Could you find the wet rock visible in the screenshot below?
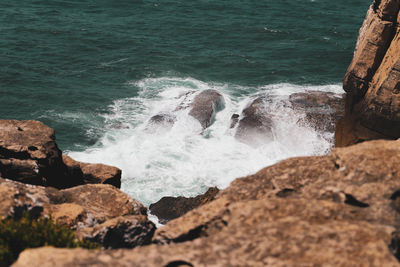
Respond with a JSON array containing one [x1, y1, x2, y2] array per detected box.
[[146, 113, 176, 132], [336, 0, 400, 146], [63, 155, 121, 188], [229, 114, 239, 128], [289, 90, 345, 132], [235, 96, 274, 145], [149, 187, 219, 224], [188, 89, 225, 129]]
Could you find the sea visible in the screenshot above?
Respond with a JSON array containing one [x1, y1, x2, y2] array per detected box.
[[0, 0, 371, 206]]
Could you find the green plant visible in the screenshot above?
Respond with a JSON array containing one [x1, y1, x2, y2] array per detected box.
[[0, 213, 99, 266]]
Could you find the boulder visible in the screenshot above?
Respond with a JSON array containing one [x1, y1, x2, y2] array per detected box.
[[145, 113, 176, 132], [13, 139, 400, 266], [234, 96, 274, 145], [149, 187, 219, 224], [0, 120, 74, 188], [188, 89, 225, 129], [0, 119, 122, 189], [0, 177, 154, 249], [62, 155, 121, 188], [336, 0, 400, 146], [289, 91, 345, 132]]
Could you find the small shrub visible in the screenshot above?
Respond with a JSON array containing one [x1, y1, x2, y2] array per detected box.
[[0, 213, 99, 266]]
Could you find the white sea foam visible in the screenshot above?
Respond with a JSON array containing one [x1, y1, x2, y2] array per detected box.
[[68, 77, 343, 206]]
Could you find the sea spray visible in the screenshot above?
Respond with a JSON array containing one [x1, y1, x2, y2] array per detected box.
[[68, 77, 343, 206]]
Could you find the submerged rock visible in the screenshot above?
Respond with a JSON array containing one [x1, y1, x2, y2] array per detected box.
[[336, 0, 400, 146], [146, 113, 176, 132], [149, 187, 219, 224], [188, 89, 225, 129], [234, 96, 274, 146]]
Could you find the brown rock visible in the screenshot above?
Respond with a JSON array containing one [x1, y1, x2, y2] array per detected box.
[[0, 120, 75, 188], [63, 155, 121, 188], [188, 89, 225, 129], [149, 187, 219, 224], [12, 139, 400, 266], [0, 177, 153, 249], [336, 0, 400, 146], [77, 215, 156, 249]]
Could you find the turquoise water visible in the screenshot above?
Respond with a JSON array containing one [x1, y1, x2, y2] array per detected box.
[[1, 0, 370, 150]]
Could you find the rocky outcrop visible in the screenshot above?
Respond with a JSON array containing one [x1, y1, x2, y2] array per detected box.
[[0, 120, 72, 188], [13, 139, 400, 266], [234, 96, 274, 145], [146, 113, 176, 132], [0, 177, 154, 249], [0, 120, 121, 189], [289, 91, 345, 132], [149, 187, 219, 224], [63, 155, 121, 188], [188, 89, 225, 129], [336, 0, 400, 146]]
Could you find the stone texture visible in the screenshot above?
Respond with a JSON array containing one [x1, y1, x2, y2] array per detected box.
[[336, 0, 400, 146], [0, 119, 122, 189], [289, 91, 345, 132], [13, 139, 400, 266], [188, 89, 225, 129], [149, 187, 219, 224], [0, 120, 73, 188], [234, 96, 274, 145], [63, 155, 121, 188], [0, 177, 154, 249]]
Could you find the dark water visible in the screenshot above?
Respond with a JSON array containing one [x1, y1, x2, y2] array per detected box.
[[1, 0, 370, 150]]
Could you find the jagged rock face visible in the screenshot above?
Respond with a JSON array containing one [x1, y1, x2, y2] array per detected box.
[[0, 120, 122, 189], [0, 120, 72, 188], [0, 178, 154, 249], [336, 0, 400, 146], [149, 187, 219, 224], [63, 155, 121, 188], [13, 139, 400, 266], [188, 89, 225, 129]]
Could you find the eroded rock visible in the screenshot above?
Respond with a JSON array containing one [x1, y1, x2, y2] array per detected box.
[[336, 0, 400, 146]]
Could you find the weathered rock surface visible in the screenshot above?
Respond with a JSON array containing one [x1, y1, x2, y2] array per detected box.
[[0, 120, 72, 188], [188, 89, 225, 129], [234, 96, 274, 145], [336, 0, 400, 146], [0, 177, 154, 249], [63, 155, 121, 188], [13, 139, 400, 266], [0, 119, 121, 189], [149, 187, 219, 224], [289, 91, 345, 132]]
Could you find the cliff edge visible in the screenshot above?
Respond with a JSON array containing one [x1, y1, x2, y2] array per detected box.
[[336, 0, 400, 146]]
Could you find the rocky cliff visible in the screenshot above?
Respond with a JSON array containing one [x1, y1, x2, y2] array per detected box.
[[336, 0, 400, 146]]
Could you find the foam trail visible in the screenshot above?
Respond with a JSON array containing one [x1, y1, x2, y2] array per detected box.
[[68, 77, 342, 206]]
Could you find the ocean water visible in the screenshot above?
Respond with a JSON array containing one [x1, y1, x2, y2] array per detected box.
[[1, 0, 371, 205]]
